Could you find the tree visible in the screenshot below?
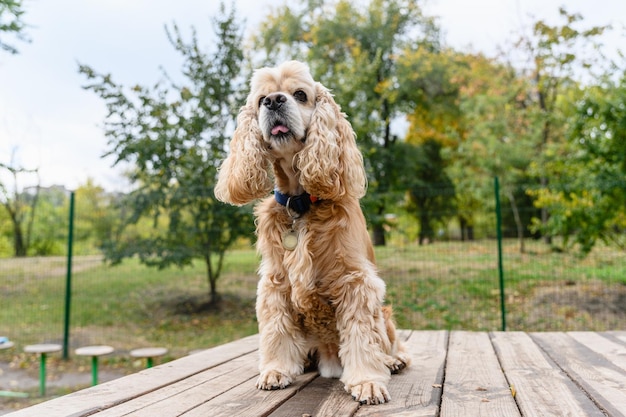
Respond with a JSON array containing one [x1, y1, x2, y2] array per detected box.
[[529, 71, 626, 253], [73, 179, 121, 255], [450, 52, 539, 250], [398, 48, 462, 243], [444, 9, 609, 251], [394, 140, 455, 245], [255, 0, 441, 245], [513, 8, 608, 244], [79, 3, 251, 304], [29, 185, 67, 256], [0, 0, 29, 54], [0, 152, 40, 257]]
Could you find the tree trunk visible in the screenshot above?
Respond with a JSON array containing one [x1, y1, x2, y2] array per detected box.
[[372, 224, 386, 246], [540, 177, 552, 245], [204, 253, 220, 305], [371, 95, 394, 248], [209, 273, 218, 304], [13, 221, 27, 257], [460, 216, 467, 241], [459, 216, 474, 241], [418, 207, 432, 245]]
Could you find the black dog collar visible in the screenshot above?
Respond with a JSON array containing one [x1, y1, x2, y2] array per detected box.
[[274, 189, 318, 216]]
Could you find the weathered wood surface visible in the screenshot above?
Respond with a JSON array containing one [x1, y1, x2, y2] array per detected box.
[[6, 331, 626, 417]]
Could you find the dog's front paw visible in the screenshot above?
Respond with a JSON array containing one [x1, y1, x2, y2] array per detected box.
[[347, 382, 391, 405], [256, 370, 293, 390]]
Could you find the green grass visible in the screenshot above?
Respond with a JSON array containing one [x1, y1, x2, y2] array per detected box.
[[380, 239, 626, 331], [1, 239, 624, 357], [1, 253, 260, 356]]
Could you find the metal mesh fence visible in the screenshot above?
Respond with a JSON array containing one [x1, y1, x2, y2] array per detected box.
[[1, 180, 624, 356]]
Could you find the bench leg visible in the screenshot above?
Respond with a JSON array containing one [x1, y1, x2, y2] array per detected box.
[[91, 356, 99, 386], [0, 390, 29, 398], [39, 353, 47, 396]]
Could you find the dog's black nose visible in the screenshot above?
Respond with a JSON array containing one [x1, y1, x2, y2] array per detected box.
[[263, 93, 286, 111]]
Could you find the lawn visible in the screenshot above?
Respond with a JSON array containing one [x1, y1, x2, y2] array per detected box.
[[1, 239, 624, 356], [379, 239, 626, 331]]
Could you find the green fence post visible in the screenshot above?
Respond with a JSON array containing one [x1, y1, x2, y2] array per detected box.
[[494, 177, 506, 331], [63, 191, 75, 360]]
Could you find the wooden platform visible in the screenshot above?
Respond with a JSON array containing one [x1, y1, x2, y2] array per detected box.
[[6, 331, 626, 416]]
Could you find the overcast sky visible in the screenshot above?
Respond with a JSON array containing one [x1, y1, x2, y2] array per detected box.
[[1, 0, 624, 191]]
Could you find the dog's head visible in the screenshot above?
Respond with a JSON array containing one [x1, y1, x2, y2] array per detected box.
[[215, 61, 366, 206], [251, 61, 316, 151]]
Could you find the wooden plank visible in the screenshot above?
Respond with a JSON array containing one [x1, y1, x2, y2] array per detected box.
[[532, 332, 626, 417], [179, 371, 318, 417], [605, 330, 626, 346], [568, 331, 626, 371], [267, 329, 414, 417], [269, 377, 357, 417], [4, 334, 260, 417], [439, 331, 520, 417], [9, 331, 626, 417], [93, 351, 259, 416], [491, 332, 605, 417], [353, 330, 448, 417]]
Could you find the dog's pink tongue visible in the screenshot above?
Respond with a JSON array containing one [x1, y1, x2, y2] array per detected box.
[[271, 125, 289, 135]]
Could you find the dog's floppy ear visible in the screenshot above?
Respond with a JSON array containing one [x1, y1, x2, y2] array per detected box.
[[214, 104, 272, 205], [297, 83, 366, 200]]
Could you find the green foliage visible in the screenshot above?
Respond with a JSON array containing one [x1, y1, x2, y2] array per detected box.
[[255, 0, 445, 245], [29, 189, 66, 256], [449, 53, 541, 245], [73, 179, 121, 255], [3, 1, 622, 266], [392, 140, 456, 244], [0, 159, 40, 257], [0, 206, 12, 257], [400, 48, 463, 147], [442, 9, 614, 252], [529, 72, 626, 253], [78, 3, 251, 301], [1, 181, 125, 258], [513, 8, 611, 248], [250, 2, 623, 253], [0, 0, 29, 54]]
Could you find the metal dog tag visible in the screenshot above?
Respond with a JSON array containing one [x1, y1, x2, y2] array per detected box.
[[282, 230, 298, 250]]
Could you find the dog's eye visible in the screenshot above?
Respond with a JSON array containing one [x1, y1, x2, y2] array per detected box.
[[293, 90, 307, 103], [258, 96, 266, 107]]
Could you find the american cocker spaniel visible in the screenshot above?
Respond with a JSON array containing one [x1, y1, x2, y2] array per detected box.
[[214, 60, 410, 405]]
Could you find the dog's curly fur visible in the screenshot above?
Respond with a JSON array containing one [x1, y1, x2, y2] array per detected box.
[[215, 61, 410, 405]]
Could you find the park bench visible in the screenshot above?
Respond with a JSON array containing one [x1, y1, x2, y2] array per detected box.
[[5, 330, 626, 416]]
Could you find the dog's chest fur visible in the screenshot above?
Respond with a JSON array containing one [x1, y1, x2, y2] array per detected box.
[[257, 198, 343, 345], [285, 224, 341, 345], [295, 294, 339, 345]]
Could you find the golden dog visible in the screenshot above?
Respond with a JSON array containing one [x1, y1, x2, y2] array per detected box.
[[215, 61, 409, 404]]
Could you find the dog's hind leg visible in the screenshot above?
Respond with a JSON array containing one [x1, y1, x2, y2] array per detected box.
[[382, 306, 411, 374], [334, 269, 394, 405]]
